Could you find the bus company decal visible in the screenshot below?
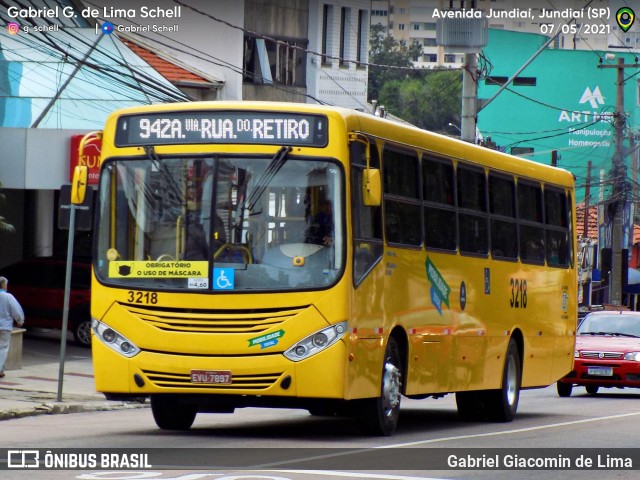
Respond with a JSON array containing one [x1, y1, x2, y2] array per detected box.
[[425, 257, 451, 316], [248, 329, 285, 349]]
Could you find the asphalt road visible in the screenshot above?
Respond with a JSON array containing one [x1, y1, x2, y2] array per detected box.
[[4, 330, 639, 479]]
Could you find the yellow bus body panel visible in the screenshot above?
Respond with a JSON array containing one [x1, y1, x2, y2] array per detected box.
[[92, 101, 577, 405]]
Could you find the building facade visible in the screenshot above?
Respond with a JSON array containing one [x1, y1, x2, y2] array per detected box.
[[371, 0, 640, 69], [0, 0, 372, 268]]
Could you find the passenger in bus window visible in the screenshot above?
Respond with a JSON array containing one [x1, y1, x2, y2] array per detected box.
[[306, 200, 334, 246]]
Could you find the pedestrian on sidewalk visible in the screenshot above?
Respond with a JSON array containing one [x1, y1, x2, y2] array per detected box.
[[0, 276, 24, 378]]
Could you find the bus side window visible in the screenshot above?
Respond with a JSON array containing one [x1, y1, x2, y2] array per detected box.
[[489, 174, 518, 260], [423, 157, 456, 251], [351, 140, 383, 286], [382, 148, 421, 246], [545, 189, 570, 267], [457, 165, 489, 255], [518, 182, 545, 264]]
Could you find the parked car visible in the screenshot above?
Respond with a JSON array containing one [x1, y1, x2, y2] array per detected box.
[[557, 310, 640, 397], [0, 257, 92, 347]]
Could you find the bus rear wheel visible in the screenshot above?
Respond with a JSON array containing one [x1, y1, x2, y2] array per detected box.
[[483, 339, 521, 422], [356, 337, 403, 436], [151, 395, 197, 430]]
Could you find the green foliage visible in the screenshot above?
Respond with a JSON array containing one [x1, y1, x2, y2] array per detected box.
[[379, 70, 462, 132], [0, 182, 15, 234], [368, 24, 422, 102], [368, 24, 463, 133]]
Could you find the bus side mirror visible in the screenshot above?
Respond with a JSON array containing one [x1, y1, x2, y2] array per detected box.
[[71, 165, 88, 205], [363, 168, 381, 206]]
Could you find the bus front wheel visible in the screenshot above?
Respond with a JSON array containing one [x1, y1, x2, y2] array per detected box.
[[356, 337, 403, 436], [151, 395, 197, 430], [557, 381, 573, 397], [482, 338, 521, 422]]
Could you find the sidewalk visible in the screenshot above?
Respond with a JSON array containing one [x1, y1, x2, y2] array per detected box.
[[0, 332, 147, 421]]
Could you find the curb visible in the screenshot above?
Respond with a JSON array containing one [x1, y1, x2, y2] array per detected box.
[[0, 400, 149, 421]]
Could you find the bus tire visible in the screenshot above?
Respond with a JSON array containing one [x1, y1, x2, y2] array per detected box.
[[455, 391, 486, 421], [483, 338, 521, 422], [356, 336, 402, 436], [556, 381, 573, 397], [151, 395, 197, 430]]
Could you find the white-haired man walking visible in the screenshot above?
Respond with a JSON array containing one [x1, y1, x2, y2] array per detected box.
[[0, 276, 24, 378]]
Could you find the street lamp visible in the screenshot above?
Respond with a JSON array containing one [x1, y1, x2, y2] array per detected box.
[[448, 123, 461, 135]]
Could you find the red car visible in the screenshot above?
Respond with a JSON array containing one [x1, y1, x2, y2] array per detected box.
[[0, 257, 92, 347], [557, 310, 640, 396]]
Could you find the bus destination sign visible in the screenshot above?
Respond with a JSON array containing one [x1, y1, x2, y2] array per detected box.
[[115, 111, 328, 147]]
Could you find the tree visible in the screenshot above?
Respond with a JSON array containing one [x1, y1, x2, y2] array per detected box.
[[379, 69, 462, 132], [0, 182, 15, 234], [368, 24, 422, 103]]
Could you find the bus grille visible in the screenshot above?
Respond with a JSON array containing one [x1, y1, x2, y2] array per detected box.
[[120, 304, 307, 334], [142, 369, 282, 390]]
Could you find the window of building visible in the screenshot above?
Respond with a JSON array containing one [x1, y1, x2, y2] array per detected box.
[[485, 76, 508, 86], [513, 77, 537, 86], [425, 38, 437, 46], [357, 9, 367, 65], [322, 4, 334, 65], [340, 7, 351, 67], [444, 54, 456, 63], [398, 24, 406, 30], [243, 36, 307, 87], [414, 24, 420, 30], [511, 147, 534, 156], [425, 54, 437, 62]]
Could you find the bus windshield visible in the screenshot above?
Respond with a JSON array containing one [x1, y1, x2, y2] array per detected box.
[[94, 153, 344, 292]]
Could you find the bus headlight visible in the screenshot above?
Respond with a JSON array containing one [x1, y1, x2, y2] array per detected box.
[[92, 319, 140, 358], [283, 321, 347, 362]]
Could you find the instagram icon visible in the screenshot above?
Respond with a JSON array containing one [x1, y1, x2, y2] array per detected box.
[[6, 22, 20, 35]]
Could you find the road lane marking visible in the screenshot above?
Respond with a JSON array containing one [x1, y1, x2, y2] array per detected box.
[[381, 411, 640, 448], [274, 471, 446, 480], [252, 411, 640, 471]]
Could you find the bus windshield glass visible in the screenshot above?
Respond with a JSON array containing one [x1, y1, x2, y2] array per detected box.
[[95, 154, 344, 292]]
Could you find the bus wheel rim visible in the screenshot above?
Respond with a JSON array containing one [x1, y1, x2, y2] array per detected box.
[[506, 356, 518, 405], [382, 361, 401, 416]]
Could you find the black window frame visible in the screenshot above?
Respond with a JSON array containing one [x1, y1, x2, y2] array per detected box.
[[382, 146, 422, 247]]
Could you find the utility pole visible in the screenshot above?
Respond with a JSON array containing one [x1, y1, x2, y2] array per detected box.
[[597, 57, 637, 304], [584, 160, 592, 239], [461, 52, 478, 143]]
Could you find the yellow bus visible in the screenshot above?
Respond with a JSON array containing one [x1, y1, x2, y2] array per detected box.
[[90, 101, 576, 435]]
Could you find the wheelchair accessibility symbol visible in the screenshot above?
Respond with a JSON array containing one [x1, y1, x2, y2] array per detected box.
[[213, 268, 235, 290]]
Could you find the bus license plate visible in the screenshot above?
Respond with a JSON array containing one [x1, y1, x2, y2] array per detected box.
[[191, 370, 232, 384], [588, 367, 613, 376]]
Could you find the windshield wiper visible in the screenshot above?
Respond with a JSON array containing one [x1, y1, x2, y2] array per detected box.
[[143, 145, 185, 203], [246, 146, 292, 212]]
